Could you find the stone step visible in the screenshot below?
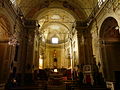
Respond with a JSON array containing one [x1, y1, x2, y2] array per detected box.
[[72, 87, 111, 90]]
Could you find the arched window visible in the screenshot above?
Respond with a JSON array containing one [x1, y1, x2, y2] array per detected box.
[[51, 37, 59, 44], [98, 0, 106, 7]]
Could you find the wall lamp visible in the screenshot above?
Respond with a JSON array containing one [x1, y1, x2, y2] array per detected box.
[[115, 25, 119, 30], [115, 25, 120, 34]]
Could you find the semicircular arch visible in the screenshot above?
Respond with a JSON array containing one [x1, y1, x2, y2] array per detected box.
[[0, 14, 11, 40], [99, 17, 119, 40]]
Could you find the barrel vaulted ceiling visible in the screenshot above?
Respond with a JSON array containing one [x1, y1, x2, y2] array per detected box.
[[17, 0, 98, 19], [15, 0, 98, 44]]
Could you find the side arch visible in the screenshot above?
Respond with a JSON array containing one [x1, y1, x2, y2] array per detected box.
[[99, 17, 120, 81], [0, 14, 12, 83]]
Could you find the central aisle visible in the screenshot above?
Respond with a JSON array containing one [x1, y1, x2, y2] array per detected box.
[[47, 70, 66, 90], [47, 85, 66, 90]]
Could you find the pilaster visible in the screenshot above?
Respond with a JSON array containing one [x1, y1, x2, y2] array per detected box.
[[20, 20, 38, 85], [75, 21, 93, 66]]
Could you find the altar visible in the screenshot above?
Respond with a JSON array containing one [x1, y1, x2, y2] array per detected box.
[[48, 69, 63, 85]]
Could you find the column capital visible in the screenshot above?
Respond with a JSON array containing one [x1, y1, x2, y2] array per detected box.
[[75, 21, 88, 33], [24, 20, 38, 29], [76, 21, 87, 27]]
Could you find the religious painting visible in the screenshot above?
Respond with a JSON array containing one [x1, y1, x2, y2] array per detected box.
[[83, 65, 91, 73]]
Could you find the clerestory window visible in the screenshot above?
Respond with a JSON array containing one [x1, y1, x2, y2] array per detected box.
[[51, 37, 59, 44]]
